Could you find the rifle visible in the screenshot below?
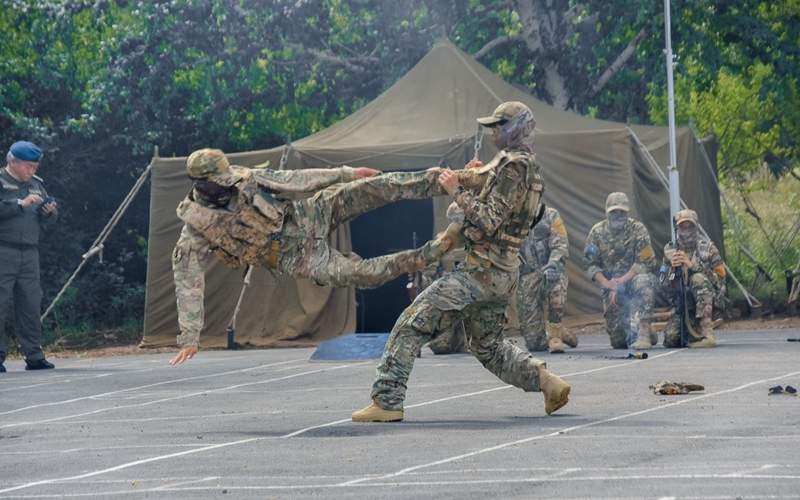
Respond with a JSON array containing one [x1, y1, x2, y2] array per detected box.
[[661, 218, 695, 347], [406, 231, 422, 301]]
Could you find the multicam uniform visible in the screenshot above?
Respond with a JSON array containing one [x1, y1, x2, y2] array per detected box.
[[661, 238, 726, 347], [370, 147, 548, 411], [584, 218, 656, 348], [516, 207, 569, 351], [173, 166, 446, 347]]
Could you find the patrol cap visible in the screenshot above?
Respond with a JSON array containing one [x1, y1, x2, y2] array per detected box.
[[186, 148, 244, 187], [675, 208, 698, 226], [477, 101, 533, 127], [605, 192, 630, 213], [9, 141, 43, 162]]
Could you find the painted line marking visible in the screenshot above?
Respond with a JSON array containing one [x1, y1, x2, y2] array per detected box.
[[0, 362, 365, 430], [0, 358, 306, 417], [338, 368, 800, 486]]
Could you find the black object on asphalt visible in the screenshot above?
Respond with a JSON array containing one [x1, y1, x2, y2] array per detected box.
[[25, 359, 55, 370]]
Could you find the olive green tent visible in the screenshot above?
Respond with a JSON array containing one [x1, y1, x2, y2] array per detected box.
[[141, 40, 721, 348]]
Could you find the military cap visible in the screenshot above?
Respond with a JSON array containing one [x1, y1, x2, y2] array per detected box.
[[186, 148, 244, 187], [9, 141, 43, 162], [605, 192, 630, 213], [477, 101, 534, 127], [675, 209, 698, 226]]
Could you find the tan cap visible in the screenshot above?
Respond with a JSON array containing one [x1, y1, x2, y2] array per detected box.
[[675, 208, 698, 225], [477, 101, 533, 127], [605, 192, 630, 213], [186, 148, 244, 187]]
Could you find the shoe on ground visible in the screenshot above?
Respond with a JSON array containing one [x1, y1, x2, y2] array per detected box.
[[631, 336, 653, 350], [688, 335, 716, 348], [547, 337, 566, 354], [25, 359, 55, 370], [352, 401, 404, 422], [549, 322, 577, 348], [538, 367, 570, 415]]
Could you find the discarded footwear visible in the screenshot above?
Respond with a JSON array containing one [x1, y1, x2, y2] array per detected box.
[[768, 385, 798, 396], [548, 337, 566, 354], [538, 367, 570, 415], [25, 359, 55, 370], [786, 385, 798, 395], [650, 380, 704, 395], [351, 401, 404, 422]]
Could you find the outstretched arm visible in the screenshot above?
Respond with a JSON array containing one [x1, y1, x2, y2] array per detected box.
[[170, 225, 211, 365]]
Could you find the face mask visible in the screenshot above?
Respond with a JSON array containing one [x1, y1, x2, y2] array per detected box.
[[677, 227, 698, 248], [607, 212, 627, 231], [193, 179, 233, 207]]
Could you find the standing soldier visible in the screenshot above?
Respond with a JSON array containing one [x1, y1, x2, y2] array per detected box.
[[661, 209, 726, 348], [584, 192, 657, 350], [353, 102, 571, 423], [170, 149, 459, 365], [517, 206, 577, 353], [0, 141, 58, 372]]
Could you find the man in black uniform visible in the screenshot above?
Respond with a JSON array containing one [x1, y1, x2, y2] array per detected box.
[[0, 141, 58, 372]]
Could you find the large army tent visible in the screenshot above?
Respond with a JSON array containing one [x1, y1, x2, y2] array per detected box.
[[141, 39, 721, 348]]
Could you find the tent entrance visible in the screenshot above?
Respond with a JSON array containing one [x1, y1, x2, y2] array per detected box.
[[350, 198, 433, 332]]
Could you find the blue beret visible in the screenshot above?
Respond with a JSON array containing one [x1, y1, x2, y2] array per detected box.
[[9, 141, 43, 162]]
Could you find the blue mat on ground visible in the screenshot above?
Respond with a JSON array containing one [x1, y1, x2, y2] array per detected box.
[[310, 333, 390, 361]]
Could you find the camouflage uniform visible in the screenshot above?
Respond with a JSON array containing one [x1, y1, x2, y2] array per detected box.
[[422, 202, 468, 355], [516, 207, 569, 352], [371, 141, 548, 410], [584, 213, 656, 349], [661, 210, 726, 347], [173, 150, 448, 347]]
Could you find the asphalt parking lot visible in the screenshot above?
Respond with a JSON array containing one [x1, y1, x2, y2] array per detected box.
[[1, 328, 799, 499]]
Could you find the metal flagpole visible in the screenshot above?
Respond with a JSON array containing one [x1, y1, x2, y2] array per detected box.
[[664, 0, 680, 238]]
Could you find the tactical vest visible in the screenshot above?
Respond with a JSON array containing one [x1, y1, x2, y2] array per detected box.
[[176, 181, 286, 268], [463, 150, 544, 272]]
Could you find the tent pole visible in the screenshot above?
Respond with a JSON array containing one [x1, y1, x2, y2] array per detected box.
[[664, 0, 680, 243], [628, 129, 762, 309], [226, 265, 253, 350]]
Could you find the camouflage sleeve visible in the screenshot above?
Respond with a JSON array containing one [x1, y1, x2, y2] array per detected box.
[[584, 226, 604, 280], [172, 225, 212, 348], [453, 162, 525, 236], [251, 166, 356, 193], [707, 241, 726, 283], [631, 221, 656, 274], [547, 211, 569, 267]]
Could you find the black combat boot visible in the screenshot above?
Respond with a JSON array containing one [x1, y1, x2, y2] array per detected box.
[[25, 359, 55, 370]]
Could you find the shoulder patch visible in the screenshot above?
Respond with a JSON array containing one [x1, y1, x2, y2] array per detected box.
[[551, 216, 567, 237]]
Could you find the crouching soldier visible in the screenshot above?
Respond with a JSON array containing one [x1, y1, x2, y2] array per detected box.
[[661, 209, 726, 348], [585, 192, 658, 350], [516, 206, 577, 353]]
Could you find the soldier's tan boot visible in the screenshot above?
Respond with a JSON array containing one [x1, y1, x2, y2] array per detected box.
[[688, 318, 716, 348], [631, 321, 653, 350], [418, 223, 462, 265], [538, 367, 570, 415], [351, 401, 404, 422], [549, 321, 578, 348], [548, 336, 566, 354]]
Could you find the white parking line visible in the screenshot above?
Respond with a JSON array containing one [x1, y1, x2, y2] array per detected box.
[[0, 362, 364, 430], [337, 368, 800, 486], [0, 349, 681, 495], [0, 358, 305, 417]]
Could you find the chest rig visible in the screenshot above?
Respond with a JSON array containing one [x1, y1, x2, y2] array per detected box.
[[463, 150, 544, 271], [176, 179, 286, 268]]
